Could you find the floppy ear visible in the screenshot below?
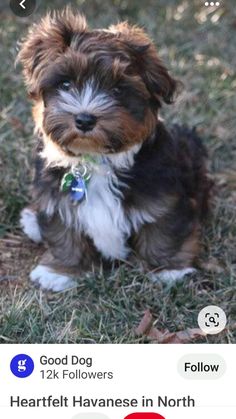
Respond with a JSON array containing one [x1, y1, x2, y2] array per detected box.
[[17, 7, 87, 97], [109, 22, 179, 105]]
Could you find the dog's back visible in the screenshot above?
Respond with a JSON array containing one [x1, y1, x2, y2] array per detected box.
[[170, 124, 212, 219]]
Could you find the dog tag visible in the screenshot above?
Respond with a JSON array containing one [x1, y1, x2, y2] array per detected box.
[[60, 173, 75, 192], [70, 176, 86, 202]]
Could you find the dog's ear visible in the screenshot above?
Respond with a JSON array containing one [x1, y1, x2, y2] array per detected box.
[[17, 7, 87, 97], [109, 22, 179, 105]]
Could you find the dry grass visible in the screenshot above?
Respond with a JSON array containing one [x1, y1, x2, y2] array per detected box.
[[0, 0, 236, 343]]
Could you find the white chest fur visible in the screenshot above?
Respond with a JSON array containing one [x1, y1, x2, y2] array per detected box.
[[78, 169, 130, 259], [45, 143, 154, 261]]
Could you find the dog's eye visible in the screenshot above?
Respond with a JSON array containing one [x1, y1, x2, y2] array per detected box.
[[60, 81, 72, 91], [112, 87, 122, 97]]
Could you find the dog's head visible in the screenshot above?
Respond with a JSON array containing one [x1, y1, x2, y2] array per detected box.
[[18, 7, 178, 158]]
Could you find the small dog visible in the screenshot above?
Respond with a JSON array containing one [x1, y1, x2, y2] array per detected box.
[[18, 8, 210, 291]]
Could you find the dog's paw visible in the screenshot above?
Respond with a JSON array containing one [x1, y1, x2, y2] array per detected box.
[[151, 267, 196, 284], [20, 208, 42, 243], [30, 265, 76, 291]]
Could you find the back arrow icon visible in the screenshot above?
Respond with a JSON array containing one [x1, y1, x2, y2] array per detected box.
[[20, 0, 26, 9], [10, 0, 36, 16]]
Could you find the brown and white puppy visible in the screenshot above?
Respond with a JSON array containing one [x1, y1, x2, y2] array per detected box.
[[18, 8, 210, 291]]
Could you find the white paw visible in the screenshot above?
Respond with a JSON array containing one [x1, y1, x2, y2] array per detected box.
[[30, 265, 76, 291], [151, 267, 196, 284], [20, 208, 42, 243]]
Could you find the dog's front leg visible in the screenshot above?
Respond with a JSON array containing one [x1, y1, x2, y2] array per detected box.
[[20, 207, 43, 243], [29, 212, 101, 292], [30, 253, 77, 292]]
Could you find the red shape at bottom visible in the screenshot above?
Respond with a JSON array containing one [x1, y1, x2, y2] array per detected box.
[[124, 413, 165, 419]]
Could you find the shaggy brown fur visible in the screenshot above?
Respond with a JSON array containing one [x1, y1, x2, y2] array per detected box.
[[18, 7, 211, 289]]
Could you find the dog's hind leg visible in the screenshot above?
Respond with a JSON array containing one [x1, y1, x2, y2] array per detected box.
[[132, 207, 200, 285], [149, 267, 196, 285]]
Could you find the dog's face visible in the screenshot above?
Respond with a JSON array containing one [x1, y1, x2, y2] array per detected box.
[[18, 8, 178, 157]]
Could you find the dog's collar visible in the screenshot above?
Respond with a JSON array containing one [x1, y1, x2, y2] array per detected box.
[[59, 144, 141, 202], [60, 155, 109, 202], [60, 155, 95, 202]]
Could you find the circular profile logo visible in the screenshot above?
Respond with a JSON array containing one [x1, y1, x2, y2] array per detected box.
[[10, 354, 34, 378]]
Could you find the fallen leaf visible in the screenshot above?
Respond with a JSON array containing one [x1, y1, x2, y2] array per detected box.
[[200, 257, 225, 274], [135, 310, 206, 343], [8, 117, 25, 131], [214, 170, 236, 188], [157, 328, 206, 344], [135, 309, 153, 335], [214, 126, 229, 140]]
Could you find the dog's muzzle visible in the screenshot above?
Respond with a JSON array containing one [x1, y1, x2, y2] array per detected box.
[[75, 113, 97, 132]]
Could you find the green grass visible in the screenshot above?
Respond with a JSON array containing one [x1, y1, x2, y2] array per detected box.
[[0, 0, 236, 343]]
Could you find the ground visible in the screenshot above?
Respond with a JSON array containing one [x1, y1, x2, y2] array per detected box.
[[0, 0, 236, 343]]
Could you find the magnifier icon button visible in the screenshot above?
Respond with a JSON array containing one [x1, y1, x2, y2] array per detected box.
[[198, 306, 227, 334]]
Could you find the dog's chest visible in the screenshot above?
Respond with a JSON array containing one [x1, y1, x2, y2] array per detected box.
[[77, 171, 130, 260]]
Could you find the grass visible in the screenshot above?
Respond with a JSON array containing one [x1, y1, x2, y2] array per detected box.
[[0, 0, 236, 343]]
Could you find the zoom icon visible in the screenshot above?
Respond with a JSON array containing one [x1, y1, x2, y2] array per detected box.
[[205, 312, 220, 328], [10, 354, 34, 378], [198, 306, 227, 335]]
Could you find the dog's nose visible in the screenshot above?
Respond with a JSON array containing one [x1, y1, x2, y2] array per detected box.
[[75, 113, 97, 132]]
